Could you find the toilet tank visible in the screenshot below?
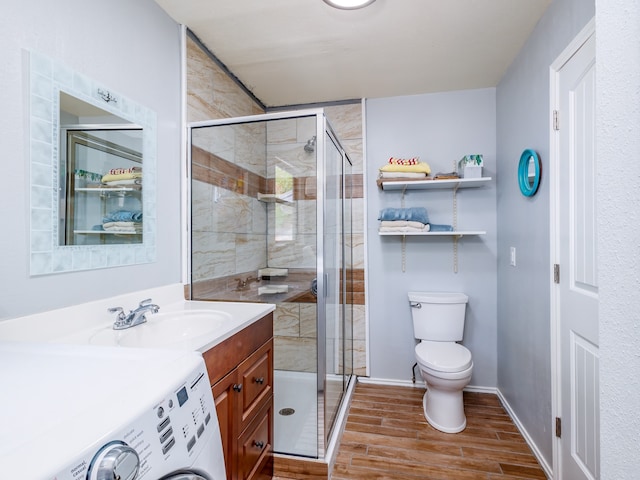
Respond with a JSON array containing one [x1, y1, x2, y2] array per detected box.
[[408, 292, 469, 341]]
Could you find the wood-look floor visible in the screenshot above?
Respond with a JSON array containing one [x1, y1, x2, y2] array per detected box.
[[330, 382, 547, 480]]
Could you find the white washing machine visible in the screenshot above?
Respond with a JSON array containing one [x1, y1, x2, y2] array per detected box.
[[0, 342, 226, 480]]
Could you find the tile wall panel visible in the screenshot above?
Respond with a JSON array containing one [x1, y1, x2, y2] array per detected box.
[[187, 38, 367, 375]]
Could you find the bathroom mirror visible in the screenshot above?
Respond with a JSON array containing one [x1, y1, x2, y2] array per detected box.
[[518, 149, 541, 197], [29, 51, 157, 275]]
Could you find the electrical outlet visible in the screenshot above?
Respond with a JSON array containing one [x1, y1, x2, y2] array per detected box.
[[510, 247, 517, 267]]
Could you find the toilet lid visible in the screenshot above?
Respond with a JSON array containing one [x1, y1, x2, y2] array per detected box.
[[415, 342, 472, 373]]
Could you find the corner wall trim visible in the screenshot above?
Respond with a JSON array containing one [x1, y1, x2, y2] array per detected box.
[[496, 389, 553, 479], [186, 29, 266, 111]]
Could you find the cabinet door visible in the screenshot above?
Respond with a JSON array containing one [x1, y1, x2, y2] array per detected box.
[[237, 339, 273, 431], [213, 370, 238, 480], [237, 402, 273, 480]]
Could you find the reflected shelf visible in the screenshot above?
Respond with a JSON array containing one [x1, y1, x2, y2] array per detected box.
[[257, 192, 294, 205], [74, 230, 142, 235]]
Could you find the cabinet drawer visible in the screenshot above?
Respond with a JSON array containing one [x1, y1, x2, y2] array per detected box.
[[203, 313, 273, 386], [238, 402, 272, 480], [238, 340, 273, 430]]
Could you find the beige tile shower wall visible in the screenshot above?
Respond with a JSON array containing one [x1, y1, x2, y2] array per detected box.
[[187, 36, 268, 283], [274, 302, 318, 372], [187, 37, 263, 122], [187, 36, 367, 375]]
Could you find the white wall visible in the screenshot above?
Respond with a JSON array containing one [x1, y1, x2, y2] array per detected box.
[[0, 0, 182, 319], [365, 88, 497, 387], [495, 0, 594, 468], [596, 0, 640, 477]]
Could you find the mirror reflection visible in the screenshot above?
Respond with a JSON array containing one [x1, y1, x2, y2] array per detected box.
[[28, 50, 157, 276], [527, 156, 536, 187], [60, 93, 143, 246]]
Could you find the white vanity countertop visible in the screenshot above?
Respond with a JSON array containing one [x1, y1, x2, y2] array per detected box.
[[0, 283, 275, 353]]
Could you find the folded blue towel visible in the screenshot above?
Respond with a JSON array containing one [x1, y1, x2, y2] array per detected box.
[[103, 210, 143, 223], [429, 224, 454, 232], [378, 207, 429, 224]]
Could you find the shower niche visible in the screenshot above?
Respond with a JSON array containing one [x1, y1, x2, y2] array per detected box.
[[188, 109, 354, 464]]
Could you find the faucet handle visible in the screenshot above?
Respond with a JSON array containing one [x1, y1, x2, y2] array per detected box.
[[138, 298, 153, 307], [108, 306, 125, 318]]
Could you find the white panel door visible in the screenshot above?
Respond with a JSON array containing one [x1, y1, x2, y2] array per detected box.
[[557, 32, 599, 480]]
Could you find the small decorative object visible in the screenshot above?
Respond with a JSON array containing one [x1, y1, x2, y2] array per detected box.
[[518, 149, 541, 197], [458, 154, 483, 178]]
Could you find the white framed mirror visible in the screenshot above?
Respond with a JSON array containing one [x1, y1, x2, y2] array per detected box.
[[28, 51, 157, 275]]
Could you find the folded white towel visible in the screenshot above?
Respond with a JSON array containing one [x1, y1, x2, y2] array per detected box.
[[380, 220, 428, 229], [103, 221, 138, 229], [379, 223, 431, 233], [379, 172, 427, 179]]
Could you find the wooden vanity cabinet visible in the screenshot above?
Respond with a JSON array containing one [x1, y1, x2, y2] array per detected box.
[[203, 313, 274, 480]]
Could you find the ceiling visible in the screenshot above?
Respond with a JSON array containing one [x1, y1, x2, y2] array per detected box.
[[153, 0, 552, 108]]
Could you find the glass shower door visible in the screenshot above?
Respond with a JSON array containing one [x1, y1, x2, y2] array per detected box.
[[321, 126, 353, 452]]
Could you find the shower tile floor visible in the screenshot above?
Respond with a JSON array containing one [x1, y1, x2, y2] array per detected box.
[[274, 370, 318, 458]]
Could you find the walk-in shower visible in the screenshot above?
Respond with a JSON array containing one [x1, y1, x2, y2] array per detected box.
[[187, 110, 355, 462]]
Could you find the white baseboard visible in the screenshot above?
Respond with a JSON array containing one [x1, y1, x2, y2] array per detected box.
[[356, 377, 552, 479], [357, 376, 496, 395], [496, 390, 553, 479], [357, 376, 425, 388]]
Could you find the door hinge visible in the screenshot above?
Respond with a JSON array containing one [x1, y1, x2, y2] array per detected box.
[[554, 264, 560, 284], [553, 110, 560, 131], [555, 417, 562, 438]]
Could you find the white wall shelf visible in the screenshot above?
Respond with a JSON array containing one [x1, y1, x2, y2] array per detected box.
[[377, 175, 491, 272], [378, 176, 491, 191], [378, 230, 486, 237]]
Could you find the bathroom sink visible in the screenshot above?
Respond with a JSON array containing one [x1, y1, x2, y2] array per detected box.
[[89, 310, 232, 348]]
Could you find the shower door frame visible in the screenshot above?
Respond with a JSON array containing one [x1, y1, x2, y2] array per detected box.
[[186, 108, 354, 459]]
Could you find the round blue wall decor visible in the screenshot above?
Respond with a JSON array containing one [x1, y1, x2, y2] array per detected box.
[[518, 149, 541, 197]]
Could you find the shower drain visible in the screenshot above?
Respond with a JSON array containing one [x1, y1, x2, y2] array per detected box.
[[279, 407, 295, 416]]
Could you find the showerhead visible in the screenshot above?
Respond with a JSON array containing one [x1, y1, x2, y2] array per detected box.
[[304, 135, 316, 153]]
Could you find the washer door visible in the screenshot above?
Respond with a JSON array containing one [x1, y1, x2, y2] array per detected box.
[[160, 472, 209, 480]]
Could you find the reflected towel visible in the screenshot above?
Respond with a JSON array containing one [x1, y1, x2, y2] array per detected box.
[[101, 172, 142, 183], [103, 210, 143, 223]]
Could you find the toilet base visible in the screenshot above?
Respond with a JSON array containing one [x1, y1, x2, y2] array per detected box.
[[422, 387, 467, 434]]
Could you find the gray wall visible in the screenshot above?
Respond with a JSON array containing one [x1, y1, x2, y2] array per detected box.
[[366, 88, 498, 388], [0, 0, 182, 319], [597, 0, 640, 477], [495, 0, 594, 467]]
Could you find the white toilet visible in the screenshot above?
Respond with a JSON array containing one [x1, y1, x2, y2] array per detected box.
[[409, 291, 473, 433]]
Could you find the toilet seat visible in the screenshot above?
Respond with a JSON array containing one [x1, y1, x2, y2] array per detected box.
[[415, 341, 472, 373]]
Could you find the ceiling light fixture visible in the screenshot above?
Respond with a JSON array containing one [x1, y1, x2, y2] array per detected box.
[[323, 0, 376, 10]]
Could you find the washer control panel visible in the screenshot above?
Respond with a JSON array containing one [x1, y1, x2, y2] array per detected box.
[[53, 366, 216, 480]]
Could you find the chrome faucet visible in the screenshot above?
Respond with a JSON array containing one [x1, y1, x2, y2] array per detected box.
[[109, 298, 160, 330]]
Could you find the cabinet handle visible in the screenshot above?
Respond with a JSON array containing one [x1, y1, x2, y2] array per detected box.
[[232, 384, 242, 392], [254, 377, 265, 385], [253, 440, 264, 449]]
